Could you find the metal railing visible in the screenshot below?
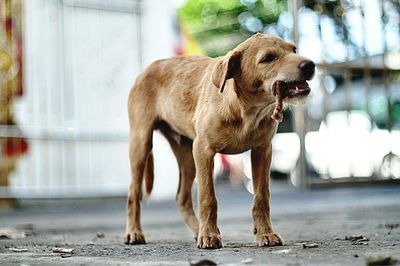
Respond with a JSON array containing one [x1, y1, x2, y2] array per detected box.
[[291, 0, 400, 187]]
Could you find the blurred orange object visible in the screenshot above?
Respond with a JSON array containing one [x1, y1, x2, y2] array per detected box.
[[0, 0, 27, 202]]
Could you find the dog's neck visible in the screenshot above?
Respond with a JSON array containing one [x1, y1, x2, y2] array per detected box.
[[219, 79, 278, 130]]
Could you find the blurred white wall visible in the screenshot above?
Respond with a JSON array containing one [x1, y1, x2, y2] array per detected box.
[[12, 0, 179, 199]]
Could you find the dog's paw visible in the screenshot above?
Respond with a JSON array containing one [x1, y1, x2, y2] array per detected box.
[[255, 232, 283, 247], [124, 229, 145, 245], [197, 233, 222, 249]]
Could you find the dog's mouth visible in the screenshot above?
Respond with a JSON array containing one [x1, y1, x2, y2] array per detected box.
[[273, 80, 311, 98]]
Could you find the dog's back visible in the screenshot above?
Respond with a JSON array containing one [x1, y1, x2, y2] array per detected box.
[[128, 55, 215, 139]]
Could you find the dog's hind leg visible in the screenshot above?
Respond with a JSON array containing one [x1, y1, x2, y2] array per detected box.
[[125, 110, 154, 245], [174, 139, 199, 239], [159, 124, 199, 239]]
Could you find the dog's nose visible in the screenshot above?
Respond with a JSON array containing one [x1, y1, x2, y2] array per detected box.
[[299, 60, 315, 80]]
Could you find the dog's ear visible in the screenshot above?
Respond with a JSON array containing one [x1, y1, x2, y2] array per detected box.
[[212, 50, 241, 93]]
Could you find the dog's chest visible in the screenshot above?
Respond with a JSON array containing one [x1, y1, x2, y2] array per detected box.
[[215, 117, 276, 154]]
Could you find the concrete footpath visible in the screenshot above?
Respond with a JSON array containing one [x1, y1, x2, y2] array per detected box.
[[1, 182, 400, 265]]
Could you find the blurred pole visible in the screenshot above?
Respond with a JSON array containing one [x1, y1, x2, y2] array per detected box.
[[288, 0, 308, 188], [361, 0, 372, 124], [380, 0, 392, 133], [136, 0, 143, 71], [317, 1, 329, 178]]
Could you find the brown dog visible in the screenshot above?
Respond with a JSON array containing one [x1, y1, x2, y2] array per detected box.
[[125, 33, 315, 249]]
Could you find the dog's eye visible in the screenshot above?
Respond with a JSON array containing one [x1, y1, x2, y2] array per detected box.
[[261, 54, 278, 63], [293, 47, 297, 53]]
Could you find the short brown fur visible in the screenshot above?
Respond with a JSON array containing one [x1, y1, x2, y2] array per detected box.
[[125, 33, 314, 249]]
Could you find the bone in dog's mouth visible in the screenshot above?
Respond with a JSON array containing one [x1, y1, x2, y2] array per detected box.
[[273, 80, 311, 99]]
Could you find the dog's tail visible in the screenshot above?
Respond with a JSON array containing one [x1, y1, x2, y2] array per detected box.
[[144, 151, 154, 197]]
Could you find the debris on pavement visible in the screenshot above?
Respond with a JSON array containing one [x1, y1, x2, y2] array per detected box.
[[302, 243, 318, 248], [344, 235, 369, 245], [189, 259, 217, 266], [0, 224, 35, 240], [52, 247, 75, 254], [9, 247, 28, 252], [351, 241, 368, 246], [345, 235, 368, 241], [1, 186, 400, 265], [0, 227, 26, 239], [241, 258, 254, 264], [385, 223, 399, 230], [366, 256, 398, 266], [272, 249, 291, 254], [96, 232, 105, 238]]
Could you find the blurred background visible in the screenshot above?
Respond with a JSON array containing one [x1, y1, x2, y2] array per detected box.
[[0, 0, 399, 206]]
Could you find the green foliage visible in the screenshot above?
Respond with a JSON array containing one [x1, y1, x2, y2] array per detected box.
[[178, 0, 286, 56]]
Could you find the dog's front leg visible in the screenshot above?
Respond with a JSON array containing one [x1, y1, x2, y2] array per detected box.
[[251, 144, 283, 246], [193, 139, 222, 249]]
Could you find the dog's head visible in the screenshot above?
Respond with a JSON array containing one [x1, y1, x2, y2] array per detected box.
[[212, 33, 315, 105]]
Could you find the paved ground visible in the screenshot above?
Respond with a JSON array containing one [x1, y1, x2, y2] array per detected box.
[[1, 182, 400, 265]]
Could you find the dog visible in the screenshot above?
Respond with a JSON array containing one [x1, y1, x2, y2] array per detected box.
[[125, 33, 315, 249]]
